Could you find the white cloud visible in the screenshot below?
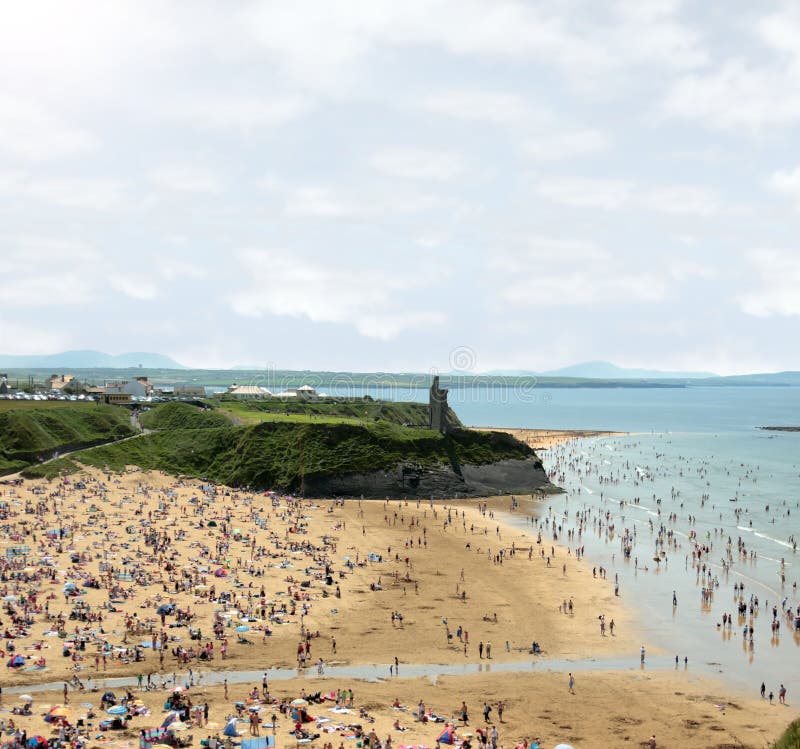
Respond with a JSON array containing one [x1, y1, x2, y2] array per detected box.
[[0, 93, 97, 161], [490, 237, 607, 271], [503, 271, 667, 307], [522, 129, 607, 161], [149, 165, 222, 193], [642, 185, 719, 215], [534, 178, 720, 214], [424, 90, 530, 124], [370, 148, 465, 181], [166, 93, 311, 130], [769, 166, 800, 209], [739, 249, 800, 317], [535, 177, 632, 209], [0, 274, 93, 307], [0, 172, 124, 210], [663, 60, 800, 130], [110, 276, 159, 301], [0, 235, 98, 271], [284, 187, 357, 217], [230, 249, 444, 339]]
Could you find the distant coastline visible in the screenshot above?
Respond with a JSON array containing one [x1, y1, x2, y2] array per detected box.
[[759, 425, 800, 432]]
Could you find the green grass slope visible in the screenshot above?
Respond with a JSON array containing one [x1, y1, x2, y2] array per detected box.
[[216, 398, 461, 427], [139, 402, 232, 430], [23, 421, 532, 491], [773, 718, 800, 749], [0, 403, 135, 469]]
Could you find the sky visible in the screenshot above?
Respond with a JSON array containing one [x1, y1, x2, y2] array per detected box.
[[1, 1, 800, 374]]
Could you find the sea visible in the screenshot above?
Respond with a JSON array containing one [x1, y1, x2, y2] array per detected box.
[[328, 384, 800, 697]]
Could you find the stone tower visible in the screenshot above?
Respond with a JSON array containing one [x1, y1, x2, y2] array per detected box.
[[429, 375, 449, 434]]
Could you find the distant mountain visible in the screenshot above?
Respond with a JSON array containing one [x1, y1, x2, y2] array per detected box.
[[540, 361, 718, 379], [486, 361, 717, 379], [0, 350, 186, 369]]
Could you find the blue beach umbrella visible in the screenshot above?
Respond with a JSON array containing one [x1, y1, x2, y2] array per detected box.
[[107, 705, 128, 715], [235, 625, 249, 633]]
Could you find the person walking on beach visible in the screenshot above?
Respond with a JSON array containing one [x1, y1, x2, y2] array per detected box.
[[568, 673, 575, 694], [640, 645, 646, 664], [761, 682, 766, 698], [479, 641, 484, 659], [780, 684, 787, 704]]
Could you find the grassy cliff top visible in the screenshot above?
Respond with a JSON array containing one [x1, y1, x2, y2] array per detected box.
[[24, 402, 532, 491], [0, 402, 134, 473], [214, 397, 461, 428]]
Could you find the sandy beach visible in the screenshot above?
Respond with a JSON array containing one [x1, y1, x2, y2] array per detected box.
[[0, 459, 795, 748], [468, 430, 626, 452]]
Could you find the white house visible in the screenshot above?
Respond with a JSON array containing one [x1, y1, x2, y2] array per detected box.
[[228, 384, 272, 399], [274, 385, 319, 401]]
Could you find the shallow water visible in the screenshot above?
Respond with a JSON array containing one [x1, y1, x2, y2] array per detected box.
[[515, 427, 800, 700]]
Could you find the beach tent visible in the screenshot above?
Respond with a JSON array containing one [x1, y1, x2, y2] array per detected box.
[[223, 718, 241, 737], [157, 604, 175, 615], [214, 568, 229, 577], [437, 726, 455, 745]]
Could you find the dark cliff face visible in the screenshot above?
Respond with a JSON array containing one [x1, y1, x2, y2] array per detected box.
[[299, 456, 553, 499]]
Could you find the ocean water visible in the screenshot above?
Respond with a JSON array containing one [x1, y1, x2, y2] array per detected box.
[[335, 384, 800, 696]]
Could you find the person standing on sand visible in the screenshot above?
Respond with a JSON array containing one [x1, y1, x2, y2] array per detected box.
[[640, 645, 646, 664], [780, 684, 787, 704], [568, 673, 575, 694], [761, 682, 766, 698], [479, 641, 484, 659]]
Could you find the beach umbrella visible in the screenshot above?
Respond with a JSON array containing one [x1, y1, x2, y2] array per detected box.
[[235, 625, 249, 633], [290, 699, 308, 707], [19, 694, 33, 701], [107, 705, 128, 715], [157, 604, 174, 615], [223, 718, 240, 738], [553, 745, 574, 749], [50, 706, 72, 717], [162, 711, 182, 727]]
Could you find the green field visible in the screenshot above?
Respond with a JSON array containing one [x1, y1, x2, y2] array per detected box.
[[0, 402, 135, 474], [140, 401, 233, 430], [214, 397, 459, 428], [23, 401, 531, 490]]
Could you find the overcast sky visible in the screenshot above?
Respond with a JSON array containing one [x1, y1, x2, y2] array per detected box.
[[1, 1, 799, 374]]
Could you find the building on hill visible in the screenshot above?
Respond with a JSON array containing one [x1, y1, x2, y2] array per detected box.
[[0, 374, 8, 394], [105, 376, 152, 399], [228, 384, 272, 399], [275, 385, 319, 401], [46, 374, 75, 390]]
